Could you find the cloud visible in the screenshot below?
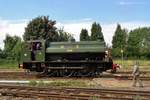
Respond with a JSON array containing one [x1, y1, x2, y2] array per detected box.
[[118, 1, 147, 5], [0, 19, 27, 49], [56, 21, 92, 41], [0, 18, 150, 49], [119, 21, 150, 30], [56, 21, 150, 46], [56, 22, 117, 45]]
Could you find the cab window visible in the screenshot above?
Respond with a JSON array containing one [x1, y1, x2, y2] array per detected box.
[[31, 42, 42, 51], [36, 42, 42, 50]]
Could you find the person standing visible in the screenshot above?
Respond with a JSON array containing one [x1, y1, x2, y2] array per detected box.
[[132, 61, 143, 87]]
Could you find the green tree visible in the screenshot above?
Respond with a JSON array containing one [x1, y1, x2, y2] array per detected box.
[[0, 49, 6, 59], [57, 29, 75, 41], [142, 31, 150, 58], [91, 22, 104, 41], [80, 29, 89, 41], [3, 34, 21, 60], [12, 38, 22, 62], [127, 27, 150, 59], [24, 16, 74, 42], [112, 24, 127, 57], [24, 16, 58, 41], [0, 49, 2, 57]]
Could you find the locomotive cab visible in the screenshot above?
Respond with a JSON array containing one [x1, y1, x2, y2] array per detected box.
[[19, 40, 45, 71], [30, 41, 44, 61]]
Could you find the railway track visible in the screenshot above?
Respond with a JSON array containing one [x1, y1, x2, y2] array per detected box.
[[114, 71, 150, 80], [0, 71, 150, 81], [116, 71, 150, 74], [0, 72, 37, 79], [114, 75, 150, 80], [0, 85, 150, 100]]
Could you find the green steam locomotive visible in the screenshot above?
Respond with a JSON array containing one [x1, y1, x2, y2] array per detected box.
[[19, 39, 113, 77]]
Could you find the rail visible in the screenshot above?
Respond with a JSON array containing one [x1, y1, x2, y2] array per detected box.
[[0, 85, 149, 100]]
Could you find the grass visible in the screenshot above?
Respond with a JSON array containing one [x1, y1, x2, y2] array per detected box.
[[114, 60, 150, 66], [0, 59, 18, 69], [29, 80, 37, 86], [90, 96, 100, 100], [114, 60, 150, 71], [133, 95, 142, 100], [28, 80, 88, 87], [47, 80, 87, 87]]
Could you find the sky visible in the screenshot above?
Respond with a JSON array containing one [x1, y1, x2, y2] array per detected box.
[[0, 0, 150, 48]]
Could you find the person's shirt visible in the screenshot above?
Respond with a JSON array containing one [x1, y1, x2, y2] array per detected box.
[[132, 65, 140, 76]]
